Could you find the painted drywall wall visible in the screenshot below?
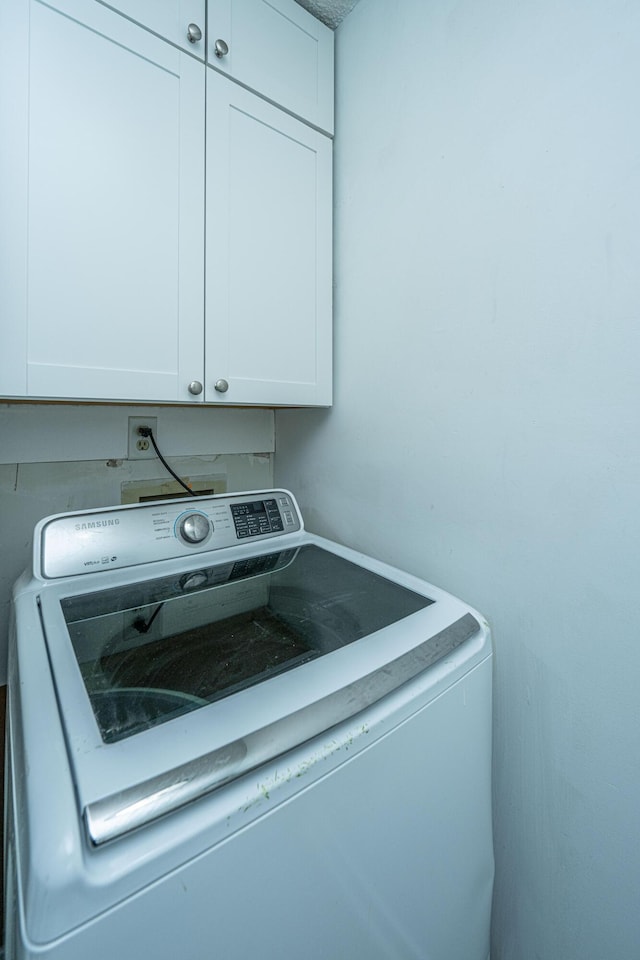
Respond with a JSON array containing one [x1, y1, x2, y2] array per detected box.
[[0, 403, 274, 684], [275, 0, 640, 957]]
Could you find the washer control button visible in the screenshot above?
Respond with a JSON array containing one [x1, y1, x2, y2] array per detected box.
[[179, 512, 211, 544]]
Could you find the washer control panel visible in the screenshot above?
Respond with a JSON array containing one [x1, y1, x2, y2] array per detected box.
[[38, 490, 302, 579], [230, 497, 284, 538]]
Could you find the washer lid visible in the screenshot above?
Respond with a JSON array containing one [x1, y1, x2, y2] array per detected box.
[[61, 543, 434, 744], [39, 537, 486, 844]]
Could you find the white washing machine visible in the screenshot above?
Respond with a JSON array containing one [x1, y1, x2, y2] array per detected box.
[[5, 489, 493, 960]]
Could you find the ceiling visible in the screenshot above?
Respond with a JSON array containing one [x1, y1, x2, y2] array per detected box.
[[294, 0, 361, 29]]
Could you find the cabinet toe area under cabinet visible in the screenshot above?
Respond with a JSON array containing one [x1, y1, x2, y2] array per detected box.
[[0, 0, 333, 407]]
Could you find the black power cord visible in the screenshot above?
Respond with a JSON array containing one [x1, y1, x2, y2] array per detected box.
[[133, 602, 165, 634], [138, 426, 196, 498]]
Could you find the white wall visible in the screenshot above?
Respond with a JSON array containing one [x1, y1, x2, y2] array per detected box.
[[0, 403, 274, 684], [275, 0, 640, 956]]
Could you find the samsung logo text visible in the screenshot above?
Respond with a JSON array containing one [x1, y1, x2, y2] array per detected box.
[[75, 519, 121, 531]]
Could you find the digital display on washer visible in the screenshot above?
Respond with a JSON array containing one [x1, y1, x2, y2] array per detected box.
[[230, 498, 284, 538], [61, 545, 434, 744]]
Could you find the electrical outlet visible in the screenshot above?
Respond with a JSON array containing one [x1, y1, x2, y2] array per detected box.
[[128, 416, 158, 460]]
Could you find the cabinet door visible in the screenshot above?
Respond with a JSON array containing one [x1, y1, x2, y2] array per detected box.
[[205, 69, 332, 407], [96, 0, 206, 57], [207, 0, 334, 134], [0, 0, 205, 403]]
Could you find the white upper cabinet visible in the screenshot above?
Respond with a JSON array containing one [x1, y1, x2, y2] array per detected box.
[[207, 0, 334, 134], [0, 0, 333, 407], [98, 0, 334, 131], [0, 0, 205, 403], [205, 70, 332, 405], [95, 0, 207, 56]]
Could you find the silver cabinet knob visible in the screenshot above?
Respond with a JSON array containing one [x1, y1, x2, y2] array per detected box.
[[188, 380, 203, 395], [214, 378, 229, 393], [214, 38, 229, 58], [187, 22, 202, 43]]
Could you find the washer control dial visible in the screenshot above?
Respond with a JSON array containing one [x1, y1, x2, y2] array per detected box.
[[179, 512, 211, 544]]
